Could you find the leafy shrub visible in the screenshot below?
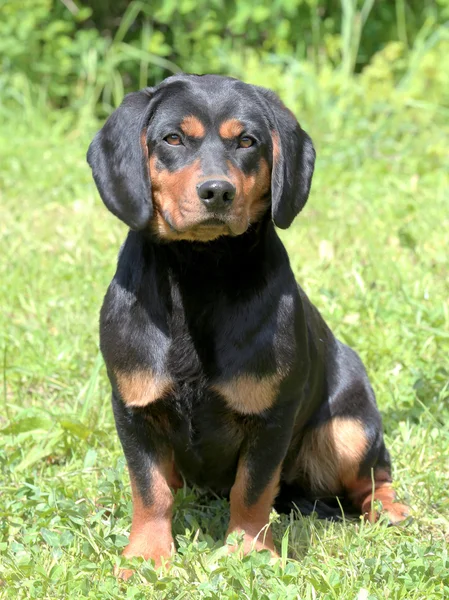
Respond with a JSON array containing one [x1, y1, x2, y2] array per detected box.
[[0, 0, 448, 118]]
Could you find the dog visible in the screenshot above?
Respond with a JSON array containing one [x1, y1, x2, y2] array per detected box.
[[87, 74, 409, 571]]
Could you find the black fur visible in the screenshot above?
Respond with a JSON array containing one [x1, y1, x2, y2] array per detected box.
[[254, 86, 316, 228], [87, 89, 155, 229]]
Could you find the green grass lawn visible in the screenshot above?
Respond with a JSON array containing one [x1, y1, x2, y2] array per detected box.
[[0, 92, 448, 599]]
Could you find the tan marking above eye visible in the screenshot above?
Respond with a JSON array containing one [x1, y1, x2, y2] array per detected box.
[[212, 373, 281, 414], [180, 115, 205, 138], [219, 119, 244, 139], [115, 370, 173, 407]]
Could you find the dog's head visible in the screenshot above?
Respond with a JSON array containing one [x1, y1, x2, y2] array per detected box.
[[87, 74, 315, 242]]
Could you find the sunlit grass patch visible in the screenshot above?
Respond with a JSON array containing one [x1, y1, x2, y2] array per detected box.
[[1, 79, 448, 598]]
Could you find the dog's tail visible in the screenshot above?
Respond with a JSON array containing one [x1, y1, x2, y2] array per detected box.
[[274, 482, 356, 520]]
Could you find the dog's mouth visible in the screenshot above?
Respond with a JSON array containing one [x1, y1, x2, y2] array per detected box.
[[197, 217, 227, 227], [189, 215, 248, 238], [156, 209, 249, 242], [162, 212, 228, 231]]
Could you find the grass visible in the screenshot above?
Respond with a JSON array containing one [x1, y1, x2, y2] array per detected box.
[[0, 75, 448, 598]]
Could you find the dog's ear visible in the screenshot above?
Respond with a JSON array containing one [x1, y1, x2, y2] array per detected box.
[[87, 88, 155, 230], [255, 87, 316, 229]]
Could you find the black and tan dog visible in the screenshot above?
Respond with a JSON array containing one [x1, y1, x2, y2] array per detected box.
[[87, 74, 409, 570]]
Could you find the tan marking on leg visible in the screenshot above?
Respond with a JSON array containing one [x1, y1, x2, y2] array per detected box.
[[227, 463, 281, 556], [219, 119, 244, 139], [296, 417, 368, 494], [296, 420, 410, 523], [115, 370, 173, 407], [212, 373, 280, 415], [346, 469, 410, 524], [120, 461, 174, 579], [180, 115, 205, 138]]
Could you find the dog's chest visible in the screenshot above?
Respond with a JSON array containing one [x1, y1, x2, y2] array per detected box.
[[165, 287, 297, 394]]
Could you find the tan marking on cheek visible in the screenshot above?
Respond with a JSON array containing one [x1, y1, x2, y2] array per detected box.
[[122, 462, 174, 572], [226, 463, 281, 555], [212, 373, 280, 415], [246, 159, 271, 222], [115, 370, 173, 407], [295, 417, 368, 494], [149, 156, 202, 237], [180, 115, 205, 138], [227, 159, 271, 227], [219, 118, 244, 139]]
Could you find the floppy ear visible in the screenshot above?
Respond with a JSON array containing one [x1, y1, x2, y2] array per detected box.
[[255, 88, 316, 229], [87, 88, 155, 230]]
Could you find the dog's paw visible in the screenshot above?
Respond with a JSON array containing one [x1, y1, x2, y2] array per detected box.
[[225, 525, 279, 558], [115, 534, 174, 580], [114, 565, 136, 582], [365, 501, 411, 525]]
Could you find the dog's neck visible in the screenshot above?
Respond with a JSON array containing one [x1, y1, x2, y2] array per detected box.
[[142, 214, 278, 274]]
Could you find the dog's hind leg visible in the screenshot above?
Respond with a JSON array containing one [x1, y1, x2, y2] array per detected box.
[[287, 415, 410, 524]]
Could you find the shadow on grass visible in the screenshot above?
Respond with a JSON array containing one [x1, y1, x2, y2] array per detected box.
[[169, 485, 362, 562]]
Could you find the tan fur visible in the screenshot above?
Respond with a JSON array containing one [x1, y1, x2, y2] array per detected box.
[[180, 115, 205, 138], [149, 153, 270, 241], [219, 118, 244, 139], [213, 373, 281, 415], [346, 469, 410, 524], [295, 422, 410, 523], [227, 463, 281, 555], [115, 370, 173, 407], [149, 156, 230, 242], [120, 462, 174, 578], [227, 159, 271, 225], [271, 131, 280, 163], [149, 156, 229, 241], [296, 417, 368, 494]]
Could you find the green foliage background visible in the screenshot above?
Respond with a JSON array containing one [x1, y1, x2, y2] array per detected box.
[[1, 0, 449, 117]]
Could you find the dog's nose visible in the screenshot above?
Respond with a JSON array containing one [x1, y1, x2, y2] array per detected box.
[[197, 179, 236, 211]]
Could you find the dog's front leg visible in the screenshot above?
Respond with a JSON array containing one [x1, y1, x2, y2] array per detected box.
[[226, 407, 295, 557], [227, 460, 281, 556], [111, 393, 175, 577]]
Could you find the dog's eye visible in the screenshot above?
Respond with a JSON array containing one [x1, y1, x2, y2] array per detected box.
[[164, 134, 182, 146], [238, 136, 255, 149]]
